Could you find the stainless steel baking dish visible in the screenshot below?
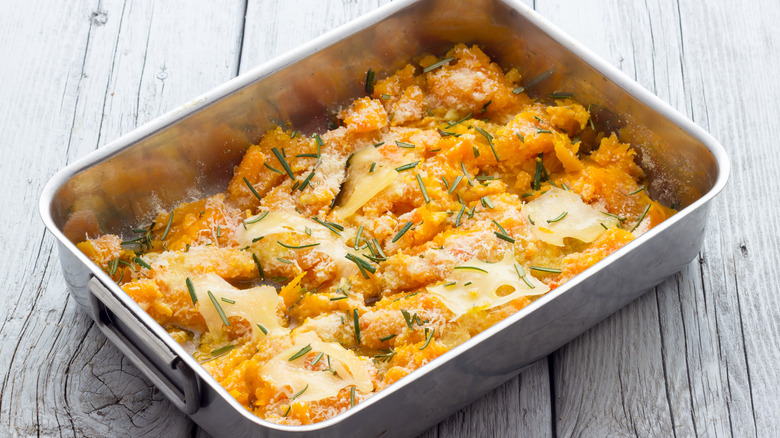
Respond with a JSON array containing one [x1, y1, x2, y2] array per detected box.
[[39, 0, 729, 436]]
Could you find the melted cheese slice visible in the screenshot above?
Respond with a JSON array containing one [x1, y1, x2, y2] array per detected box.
[[334, 145, 398, 219], [521, 187, 618, 246], [192, 273, 288, 341], [260, 334, 373, 402], [428, 253, 548, 317], [234, 212, 358, 278]]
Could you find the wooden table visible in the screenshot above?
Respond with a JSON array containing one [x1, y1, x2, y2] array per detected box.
[[2, 0, 778, 436]]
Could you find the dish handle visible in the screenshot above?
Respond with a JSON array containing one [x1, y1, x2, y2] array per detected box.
[[88, 277, 201, 415]]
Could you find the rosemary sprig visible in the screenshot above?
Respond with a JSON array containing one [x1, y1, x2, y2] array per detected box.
[[288, 344, 312, 361], [353, 309, 361, 344], [631, 204, 651, 231], [277, 241, 321, 250], [271, 147, 295, 180], [514, 263, 536, 289], [453, 265, 488, 273], [252, 253, 264, 281], [244, 211, 269, 225], [256, 323, 268, 335], [529, 266, 562, 274], [210, 345, 235, 357], [419, 328, 435, 350], [416, 174, 430, 203], [207, 290, 231, 326], [161, 212, 174, 240], [395, 161, 420, 172], [186, 277, 197, 305], [365, 68, 375, 94], [392, 221, 414, 242], [243, 177, 263, 201], [547, 212, 568, 223], [395, 140, 415, 149], [627, 185, 646, 195], [423, 56, 455, 73], [473, 126, 499, 161], [312, 217, 342, 236]]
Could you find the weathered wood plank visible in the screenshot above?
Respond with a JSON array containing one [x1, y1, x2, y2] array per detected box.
[[0, 0, 245, 436], [535, 0, 780, 437]]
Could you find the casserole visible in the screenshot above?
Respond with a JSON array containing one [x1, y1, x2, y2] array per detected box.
[[39, 0, 729, 436]]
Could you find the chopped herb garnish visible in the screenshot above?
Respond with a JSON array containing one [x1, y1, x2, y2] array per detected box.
[[372, 238, 386, 259], [296, 153, 319, 158], [108, 258, 119, 276], [536, 129, 552, 134], [395, 161, 420, 172], [601, 223, 609, 230], [256, 323, 268, 335], [392, 221, 414, 242], [161, 212, 174, 241], [448, 175, 463, 194], [353, 309, 361, 344], [561, 182, 570, 191], [514, 263, 536, 289], [221, 297, 235, 304], [482, 100, 492, 112], [395, 140, 415, 148], [288, 344, 312, 361], [373, 141, 385, 148], [207, 290, 231, 326], [380, 93, 392, 100], [529, 266, 562, 274], [423, 56, 455, 73], [211, 345, 235, 356], [305, 226, 312, 236], [354, 225, 364, 250], [345, 253, 376, 279], [276, 257, 293, 264], [440, 176, 450, 190], [419, 328, 435, 350], [549, 92, 573, 99], [416, 174, 430, 203], [365, 68, 375, 94], [516, 132, 525, 142], [455, 205, 466, 227], [460, 161, 474, 185], [252, 253, 264, 281], [375, 348, 397, 362], [401, 309, 414, 329], [345, 152, 354, 168], [186, 277, 197, 305], [481, 196, 494, 209], [547, 211, 568, 223], [453, 265, 488, 273], [244, 211, 269, 225], [602, 211, 626, 221], [528, 215, 536, 225], [627, 185, 646, 195], [291, 384, 309, 400], [243, 177, 263, 201], [472, 146, 480, 157], [513, 69, 555, 95], [473, 126, 499, 161], [271, 147, 295, 180], [495, 232, 515, 243], [532, 153, 546, 190], [631, 204, 651, 231], [298, 169, 316, 191], [277, 241, 320, 250], [380, 334, 397, 342], [446, 112, 472, 128], [312, 217, 342, 236], [443, 281, 457, 287], [369, 162, 376, 173], [491, 219, 508, 235], [312, 352, 324, 366], [133, 256, 152, 270], [350, 386, 356, 407], [330, 296, 348, 301]]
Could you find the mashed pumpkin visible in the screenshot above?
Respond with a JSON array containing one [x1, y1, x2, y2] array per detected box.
[[77, 44, 675, 425]]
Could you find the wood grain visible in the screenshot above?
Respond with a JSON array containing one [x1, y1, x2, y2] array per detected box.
[[2, 0, 779, 437]]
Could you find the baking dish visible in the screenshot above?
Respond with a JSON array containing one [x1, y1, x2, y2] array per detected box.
[[39, 0, 729, 436]]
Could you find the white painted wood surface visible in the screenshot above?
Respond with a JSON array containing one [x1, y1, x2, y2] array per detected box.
[[1, 0, 778, 436]]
